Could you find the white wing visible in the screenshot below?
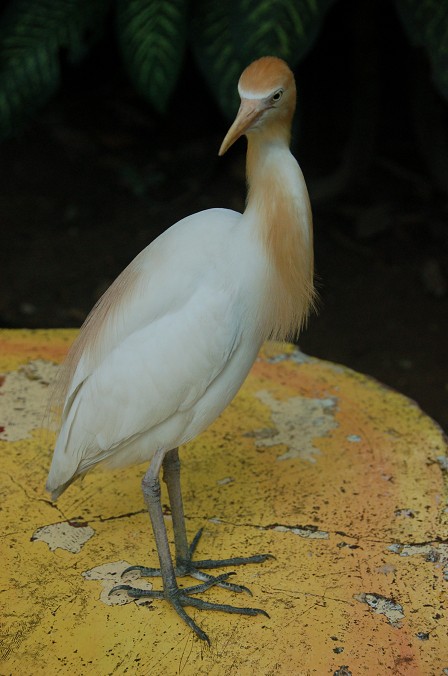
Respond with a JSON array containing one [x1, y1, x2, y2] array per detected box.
[[47, 208, 258, 494]]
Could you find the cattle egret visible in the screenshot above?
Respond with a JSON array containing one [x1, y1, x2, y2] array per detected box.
[[47, 56, 315, 643]]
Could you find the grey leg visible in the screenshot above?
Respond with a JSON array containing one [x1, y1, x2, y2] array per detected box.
[[110, 447, 270, 643], [141, 447, 177, 594], [112, 448, 227, 642], [162, 448, 268, 593], [162, 448, 190, 564]]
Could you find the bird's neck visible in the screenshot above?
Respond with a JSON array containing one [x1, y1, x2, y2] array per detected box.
[[245, 128, 315, 341]]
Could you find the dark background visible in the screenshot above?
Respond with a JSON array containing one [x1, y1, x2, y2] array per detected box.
[[1, 0, 447, 431]]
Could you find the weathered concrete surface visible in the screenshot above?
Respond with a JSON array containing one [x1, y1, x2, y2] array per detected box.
[[0, 329, 447, 674]]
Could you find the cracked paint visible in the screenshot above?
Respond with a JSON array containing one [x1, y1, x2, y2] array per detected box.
[[254, 390, 338, 462], [31, 520, 95, 553], [1, 333, 447, 674]]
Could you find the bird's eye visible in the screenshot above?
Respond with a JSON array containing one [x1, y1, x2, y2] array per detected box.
[[271, 89, 284, 103]]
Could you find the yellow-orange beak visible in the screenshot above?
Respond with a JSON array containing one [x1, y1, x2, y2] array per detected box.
[[218, 99, 264, 156]]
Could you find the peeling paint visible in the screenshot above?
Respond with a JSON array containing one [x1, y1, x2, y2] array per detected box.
[[354, 592, 405, 626], [265, 349, 311, 364], [333, 667, 352, 676], [254, 390, 338, 462], [388, 542, 448, 580], [217, 476, 234, 486], [346, 434, 362, 443], [437, 455, 448, 472], [0, 359, 59, 441], [376, 563, 397, 575], [1, 333, 447, 674], [272, 524, 329, 539], [31, 521, 95, 553], [82, 561, 154, 606], [394, 508, 416, 518]]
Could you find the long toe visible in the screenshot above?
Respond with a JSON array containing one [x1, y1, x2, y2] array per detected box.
[[189, 568, 252, 595], [193, 553, 274, 568], [108, 584, 164, 600], [169, 596, 211, 644], [169, 588, 269, 643], [182, 594, 270, 618]]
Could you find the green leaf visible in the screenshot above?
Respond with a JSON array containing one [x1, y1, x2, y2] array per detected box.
[[395, 0, 448, 101], [192, 0, 337, 119], [233, 0, 336, 65], [191, 2, 242, 118], [117, 0, 188, 113], [0, 0, 110, 140]]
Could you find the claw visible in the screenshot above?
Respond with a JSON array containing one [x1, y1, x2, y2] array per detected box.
[[194, 552, 274, 568], [121, 565, 161, 582], [188, 527, 204, 558]]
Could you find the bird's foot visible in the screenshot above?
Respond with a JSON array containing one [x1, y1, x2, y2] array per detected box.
[[110, 573, 269, 644], [121, 527, 273, 595], [109, 528, 272, 642]]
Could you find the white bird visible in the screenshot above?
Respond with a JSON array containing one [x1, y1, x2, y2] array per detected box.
[[47, 56, 315, 643]]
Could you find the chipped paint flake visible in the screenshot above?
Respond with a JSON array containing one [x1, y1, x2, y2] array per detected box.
[[273, 524, 329, 539], [82, 561, 154, 606], [388, 542, 448, 580], [436, 455, 448, 472], [354, 592, 404, 626], [265, 348, 311, 364], [394, 508, 416, 518], [333, 667, 352, 676], [255, 391, 338, 462], [0, 359, 59, 441], [217, 476, 234, 485], [31, 521, 95, 553], [347, 434, 362, 443], [376, 563, 397, 575]]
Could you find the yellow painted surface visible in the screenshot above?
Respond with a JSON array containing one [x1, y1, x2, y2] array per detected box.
[[0, 329, 447, 675]]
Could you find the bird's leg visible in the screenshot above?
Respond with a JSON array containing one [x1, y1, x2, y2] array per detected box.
[[162, 447, 192, 566], [163, 448, 267, 593], [110, 447, 269, 643], [164, 448, 272, 591], [124, 447, 272, 594]]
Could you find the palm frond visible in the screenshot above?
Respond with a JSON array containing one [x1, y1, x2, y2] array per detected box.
[[117, 0, 188, 113], [396, 0, 448, 101], [0, 0, 111, 139]]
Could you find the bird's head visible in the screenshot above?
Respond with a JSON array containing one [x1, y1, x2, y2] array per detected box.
[[219, 56, 296, 156]]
